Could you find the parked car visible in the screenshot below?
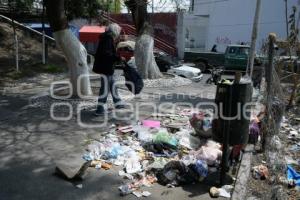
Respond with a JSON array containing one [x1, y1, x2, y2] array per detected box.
[[153, 50, 179, 72], [117, 41, 203, 82], [116, 41, 179, 72], [167, 64, 203, 82], [184, 44, 262, 71]]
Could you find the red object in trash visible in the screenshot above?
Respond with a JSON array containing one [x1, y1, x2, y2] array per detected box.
[[79, 26, 106, 42]]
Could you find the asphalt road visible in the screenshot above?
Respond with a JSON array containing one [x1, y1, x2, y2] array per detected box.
[[0, 76, 229, 200]]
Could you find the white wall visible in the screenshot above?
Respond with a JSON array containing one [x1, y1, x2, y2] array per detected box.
[[189, 0, 300, 52]]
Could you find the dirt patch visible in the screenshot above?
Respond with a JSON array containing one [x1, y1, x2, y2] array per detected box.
[[0, 21, 67, 86]]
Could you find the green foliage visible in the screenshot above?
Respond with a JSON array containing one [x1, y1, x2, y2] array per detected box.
[[64, 0, 121, 20], [64, 0, 104, 20], [7, 0, 35, 13], [288, 6, 299, 47]]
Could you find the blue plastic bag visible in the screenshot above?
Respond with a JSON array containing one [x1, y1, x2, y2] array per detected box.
[[287, 165, 300, 186]]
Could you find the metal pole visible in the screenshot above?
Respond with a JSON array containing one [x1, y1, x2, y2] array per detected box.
[[220, 84, 232, 186], [246, 0, 261, 78], [42, 0, 46, 64]]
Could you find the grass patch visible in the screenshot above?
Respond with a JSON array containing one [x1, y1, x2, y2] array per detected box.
[[3, 63, 66, 80], [41, 64, 65, 73]]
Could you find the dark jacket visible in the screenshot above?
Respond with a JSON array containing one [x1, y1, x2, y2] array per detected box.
[[93, 31, 120, 75]]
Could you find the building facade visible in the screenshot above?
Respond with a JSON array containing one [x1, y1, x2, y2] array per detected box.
[[177, 0, 300, 58]]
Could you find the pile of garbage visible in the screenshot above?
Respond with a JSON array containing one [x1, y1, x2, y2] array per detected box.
[[82, 109, 224, 197]]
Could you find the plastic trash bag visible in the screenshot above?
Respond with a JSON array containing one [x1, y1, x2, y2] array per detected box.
[[189, 111, 213, 138], [123, 58, 144, 95], [156, 161, 198, 186], [153, 131, 178, 147], [194, 160, 208, 181], [193, 141, 222, 166], [287, 165, 300, 186]]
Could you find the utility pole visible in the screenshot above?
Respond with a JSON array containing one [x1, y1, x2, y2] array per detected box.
[[191, 0, 194, 12], [152, 0, 154, 13], [285, 0, 289, 39], [42, 0, 46, 64], [246, 0, 261, 78]]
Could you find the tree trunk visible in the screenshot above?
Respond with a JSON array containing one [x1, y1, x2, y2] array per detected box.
[[125, 0, 163, 79], [45, 0, 92, 97]]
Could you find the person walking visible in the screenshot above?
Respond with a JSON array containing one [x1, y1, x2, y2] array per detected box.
[[93, 23, 125, 116], [211, 44, 218, 52]]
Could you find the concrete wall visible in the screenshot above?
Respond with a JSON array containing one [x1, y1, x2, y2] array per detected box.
[[177, 12, 209, 58], [186, 0, 300, 52]]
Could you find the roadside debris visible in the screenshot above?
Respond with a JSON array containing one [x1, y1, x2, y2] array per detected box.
[[252, 165, 269, 180], [209, 185, 233, 198], [79, 108, 239, 198], [287, 165, 300, 186]]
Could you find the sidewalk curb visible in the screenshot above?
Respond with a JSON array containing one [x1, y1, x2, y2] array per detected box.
[[231, 144, 254, 200]]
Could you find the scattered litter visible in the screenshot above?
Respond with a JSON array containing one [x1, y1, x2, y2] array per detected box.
[[142, 120, 161, 128], [125, 156, 142, 174], [157, 161, 198, 186], [192, 140, 222, 166], [270, 135, 282, 150], [147, 157, 169, 169], [119, 184, 133, 196], [252, 165, 269, 180], [287, 165, 300, 186], [278, 176, 296, 188], [81, 108, 227, 198], [194, 160, 208, 181], [153, 130, 178, 147], [117, 125, 134, 133], [288, 130, 299, 139], [119, 170, 134, 180], [218, 188, 231, 198], [249, 121, 260, 144], [132, 191, 143, 198], [210, 186, 220, 197], [285, 156, 298, 165], [289, 144, 300, 151], [176, 129, 201, 150], [142, 191, 151, 197], [209, 185, 233, 198], [190, 111, 213, 138]]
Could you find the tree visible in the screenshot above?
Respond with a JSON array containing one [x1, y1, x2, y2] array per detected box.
[[64, 0, 120, 22], [125, 0, 163, 79], [45, 0, 92, 97], [64, 0, 102, 22], [288, 6, 299, 53], [10, 0, 35, 12]]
